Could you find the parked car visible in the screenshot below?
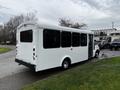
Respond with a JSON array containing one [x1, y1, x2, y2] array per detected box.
[[98, 40, 110, 49], [110, 39, 120, 50]]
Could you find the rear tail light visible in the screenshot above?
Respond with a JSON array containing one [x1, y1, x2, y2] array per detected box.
[[33, 48, 35, 51], [33, 48, 36, 60], [33, 56, 35, 60]]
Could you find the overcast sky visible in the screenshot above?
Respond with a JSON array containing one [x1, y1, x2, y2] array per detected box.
[[0, 0, 120, 29]]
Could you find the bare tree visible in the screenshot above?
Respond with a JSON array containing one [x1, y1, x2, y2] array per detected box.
[[2, 13, 38, 44], [59, 18, 72, 27], [0, 25, 3, 30], [59, 18, 87, 29]]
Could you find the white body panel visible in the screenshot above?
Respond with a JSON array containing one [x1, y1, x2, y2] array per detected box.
[[36, 29, 89, 71], [16, 22, 93, 72]]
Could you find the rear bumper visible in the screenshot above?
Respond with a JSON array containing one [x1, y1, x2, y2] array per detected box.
[[15, 59, 35, 71]]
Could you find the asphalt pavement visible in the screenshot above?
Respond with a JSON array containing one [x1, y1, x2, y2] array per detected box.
[[99, 49, 120, 59], [0, 46, 120, 90], [0, 46, 62, 90], [0, 46, 28, 79]]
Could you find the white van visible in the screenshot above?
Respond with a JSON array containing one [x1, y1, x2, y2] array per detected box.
[[15, 22, 97, 72]]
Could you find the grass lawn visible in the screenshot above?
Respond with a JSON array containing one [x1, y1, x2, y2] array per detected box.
[[22, 57, 120, 90], [0, 47, 11, 54]]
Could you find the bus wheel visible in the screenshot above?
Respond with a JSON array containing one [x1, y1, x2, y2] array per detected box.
[[62, 59, 71, 69]]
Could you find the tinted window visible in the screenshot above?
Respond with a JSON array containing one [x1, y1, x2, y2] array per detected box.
[[81, 33, 87, 46], [20, 30, 33, 42], [43, 29, 60, 49], [72, 32, 80, 47], [61, 31, 71, 47]]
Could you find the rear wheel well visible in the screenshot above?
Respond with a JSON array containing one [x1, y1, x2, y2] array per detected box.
[[63, 57, 71, 65], [62, 57, 71, 69]]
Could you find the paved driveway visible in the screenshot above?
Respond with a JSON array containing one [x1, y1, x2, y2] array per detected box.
[[0, 46, 28, 79], [0, 46, 62, 90], [99, 49, 120, 59]]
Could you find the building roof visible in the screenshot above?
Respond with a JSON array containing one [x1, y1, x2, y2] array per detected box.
[[92, 28, 117, 32]]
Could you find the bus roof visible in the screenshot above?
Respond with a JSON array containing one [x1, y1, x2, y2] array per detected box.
[[18, 21, 93, 34]]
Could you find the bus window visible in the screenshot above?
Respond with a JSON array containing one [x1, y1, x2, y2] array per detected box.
[[61, 31, 71, 48], [20, 30, 33, 42], [43, 29, 60, 49], [72, 32, 80, 47], [81, 33, 87, 46]]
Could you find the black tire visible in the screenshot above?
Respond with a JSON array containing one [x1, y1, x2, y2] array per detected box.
[[95, 51, 99, 58], [62, 60, 70, 69]]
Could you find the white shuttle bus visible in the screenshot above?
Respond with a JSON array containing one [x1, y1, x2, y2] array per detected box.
[[15, 22, 97, 72]]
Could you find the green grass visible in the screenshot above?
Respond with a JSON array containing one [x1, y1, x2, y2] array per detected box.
[[22, 57, 120, 90], [0, 47, 11, 54]]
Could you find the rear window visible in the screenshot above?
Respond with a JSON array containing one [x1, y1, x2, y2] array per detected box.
[[20, 30, 33, 42]]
